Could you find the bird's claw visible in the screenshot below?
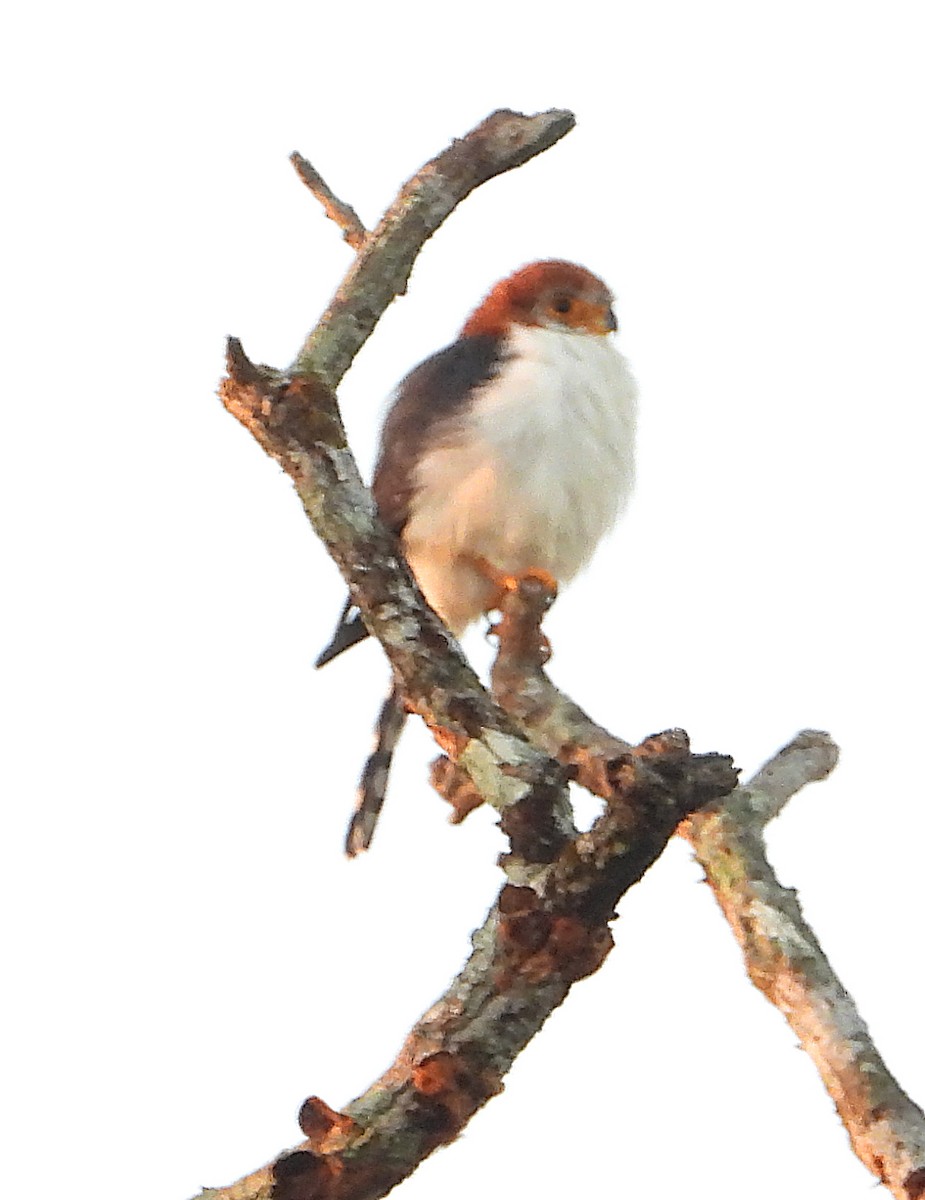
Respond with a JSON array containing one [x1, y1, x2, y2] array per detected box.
[[470, 555, 559, 601], [500, 566, 559, 599]]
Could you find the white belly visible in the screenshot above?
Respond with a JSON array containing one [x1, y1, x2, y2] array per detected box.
[[402, 325, 637, 631]]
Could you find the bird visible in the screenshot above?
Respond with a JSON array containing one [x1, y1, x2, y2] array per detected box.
[[316, 259, 637, 855]]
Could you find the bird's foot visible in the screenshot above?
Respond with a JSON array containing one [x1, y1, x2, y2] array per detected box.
[[474, 560, 557, 663], [469, 556, 559, 601], [499, 565, 559, 598]]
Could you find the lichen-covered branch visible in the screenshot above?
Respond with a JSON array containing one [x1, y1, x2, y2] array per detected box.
[[429, 575, 631, 819], [473, 575, 925, 1198], [220, 357, 574, 866], [195, 729, 735, 1200], [682, 750, 925, 1199], [212, 109, 924, 1200], [222, 110, 581, 864], [210, 111, 742, 1200], [490, 573, 632, 789]]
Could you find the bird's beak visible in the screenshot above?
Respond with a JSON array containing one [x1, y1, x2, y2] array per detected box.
[[604, 305, 618, 333]]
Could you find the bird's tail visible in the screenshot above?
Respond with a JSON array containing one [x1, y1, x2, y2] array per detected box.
[[345, 680, 407, 856], [315, 598, 371, 668]]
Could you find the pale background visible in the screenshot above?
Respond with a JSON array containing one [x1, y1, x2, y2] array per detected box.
[[3, 2, 923, 1197]]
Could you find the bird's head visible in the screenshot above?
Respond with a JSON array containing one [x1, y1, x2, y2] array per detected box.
[[462, 260, 618, 339]]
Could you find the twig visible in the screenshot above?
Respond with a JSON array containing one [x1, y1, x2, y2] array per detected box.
[[289, 153, 368, 250], [736, 728, 840, 824], [291, 107, 575, 388]]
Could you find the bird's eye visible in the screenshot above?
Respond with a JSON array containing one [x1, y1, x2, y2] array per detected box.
[[552, 296, 572, 315]]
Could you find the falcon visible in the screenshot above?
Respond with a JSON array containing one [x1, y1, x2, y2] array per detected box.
[[317, 260, 637, 854]]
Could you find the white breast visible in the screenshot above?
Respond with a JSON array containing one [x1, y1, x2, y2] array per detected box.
[[402, 325, 637, 631]]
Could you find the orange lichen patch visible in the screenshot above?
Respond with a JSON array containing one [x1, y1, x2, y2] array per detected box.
[[430, 756, 485, 823], [633, 729, 690, 761], [411, 1051, 465, 1097], [297, 1096, 358, 1150], [557, 742, 622, 800], [409, 1051, 503, 1141], [587, 754, 624, 801], [431, 724, 469, 759]]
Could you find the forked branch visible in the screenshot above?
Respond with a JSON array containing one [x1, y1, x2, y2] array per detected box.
[[466, 574, 925, 1198], [209, 111, 925, 1200]]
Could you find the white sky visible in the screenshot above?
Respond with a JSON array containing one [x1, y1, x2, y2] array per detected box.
[[3, 2, 924, 1198]]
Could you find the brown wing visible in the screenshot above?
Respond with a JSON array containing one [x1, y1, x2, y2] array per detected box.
[[372, 334, 504, 532], [315, 335, 503, 670]]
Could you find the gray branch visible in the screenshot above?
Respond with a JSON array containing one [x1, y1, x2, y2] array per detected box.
[[465, 574, 925, 1198], [207, 113, 925, 1200], [683, 750, 925, 1199]]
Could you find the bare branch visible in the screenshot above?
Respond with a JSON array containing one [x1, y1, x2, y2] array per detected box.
[[289, 153, 368, 250], [220, 359, 575, 866], [430, 573, 632, 818], [681, 744, 925, 1198], [491, 572, 632, 791], [215, 111, 742, 1198], [481, 577, 925, 1198], [291, 107, 576, 387], [222, 111, 585, 864], [194, 731, 735, 1200], [740, 728, 840, 825], [214, 110, 925, 1200]]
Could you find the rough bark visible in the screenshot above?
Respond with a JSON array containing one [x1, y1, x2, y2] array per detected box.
[[684, 753, 925, 1198], [204, 110, 925, 1200]]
